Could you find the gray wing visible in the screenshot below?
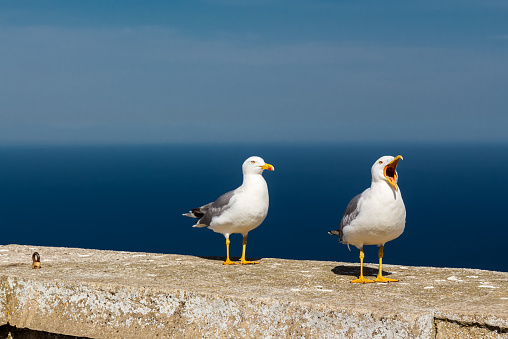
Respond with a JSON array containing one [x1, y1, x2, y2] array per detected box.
[[196, 190, 235, 226], [328, 193, 361, 242]]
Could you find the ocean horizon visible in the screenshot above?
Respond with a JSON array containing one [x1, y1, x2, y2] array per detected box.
[[1, 142, 507, 272]]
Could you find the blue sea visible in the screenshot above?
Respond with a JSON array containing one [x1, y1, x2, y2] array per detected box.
[[0, 143, 507, 272]]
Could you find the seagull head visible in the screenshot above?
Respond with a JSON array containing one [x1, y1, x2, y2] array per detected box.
[[242, 156, 275, 175], [371, 155, 403, 190]]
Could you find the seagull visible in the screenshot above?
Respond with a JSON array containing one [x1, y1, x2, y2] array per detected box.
[[183, 156, 274, 265], [329, 155, 406, 283]]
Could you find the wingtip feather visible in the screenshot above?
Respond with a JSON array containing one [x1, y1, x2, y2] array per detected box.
[[192, 223, 208, 228], [183, 212, 199, 218]]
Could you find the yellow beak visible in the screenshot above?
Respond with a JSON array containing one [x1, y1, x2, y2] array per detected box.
[[261, 163, 275, 171], [383, 155, 402, 190]]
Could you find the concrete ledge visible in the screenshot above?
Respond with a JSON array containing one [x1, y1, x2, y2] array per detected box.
[[0, 245, 506, 338]]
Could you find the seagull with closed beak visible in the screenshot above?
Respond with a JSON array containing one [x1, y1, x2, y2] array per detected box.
[[183, 156, 274, 265], [329, 155, 406, 283]]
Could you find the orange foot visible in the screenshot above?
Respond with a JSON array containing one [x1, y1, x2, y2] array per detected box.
[[351, 277, 374, 283], [240, 259, 259, 265], [223, 259, 238, 265], [375, 276, 398, 283]]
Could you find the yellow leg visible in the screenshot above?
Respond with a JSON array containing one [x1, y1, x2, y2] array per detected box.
[[351, 248, 374, 283], [223, 237, 237, 265], [374, 245, 398, 282], [240, 235, 259, 265]]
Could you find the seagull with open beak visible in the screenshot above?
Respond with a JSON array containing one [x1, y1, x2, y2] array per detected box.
[[329, 155, 406, 283]]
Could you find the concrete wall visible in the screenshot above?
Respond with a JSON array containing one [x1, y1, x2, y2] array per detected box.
[[0, 245, 506, 338]]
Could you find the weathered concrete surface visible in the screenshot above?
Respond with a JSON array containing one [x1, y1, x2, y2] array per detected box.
[[0, 244, 506, 339]]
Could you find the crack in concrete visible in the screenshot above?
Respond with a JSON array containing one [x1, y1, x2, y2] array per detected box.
[[435, 317, 508, 334]]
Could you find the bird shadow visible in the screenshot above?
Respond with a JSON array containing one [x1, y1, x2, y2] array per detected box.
[[196, 255, 262, 262], [331, 265, 395, 278]]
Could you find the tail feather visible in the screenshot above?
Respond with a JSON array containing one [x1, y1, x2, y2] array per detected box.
[[182, 203, 212, 219], [182, 208, 203, 219], [328, 230, 340, 236]]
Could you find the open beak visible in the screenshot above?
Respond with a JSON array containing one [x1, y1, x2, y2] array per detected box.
[[383, 155, 402, 190], [261, 163, 275, 171]]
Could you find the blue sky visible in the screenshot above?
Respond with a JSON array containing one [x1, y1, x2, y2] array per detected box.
[[1, 0, 507, 144]]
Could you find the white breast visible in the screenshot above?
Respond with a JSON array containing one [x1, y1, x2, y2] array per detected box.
[[209, 175, 269, 236], [342, 185, 406, 249]]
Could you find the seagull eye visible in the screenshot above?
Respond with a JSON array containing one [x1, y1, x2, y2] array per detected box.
[[378, 161, 383, 164], [251, 161, 256, 164]]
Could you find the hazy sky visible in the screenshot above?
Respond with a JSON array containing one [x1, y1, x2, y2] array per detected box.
[[1, 0, 507, 144]]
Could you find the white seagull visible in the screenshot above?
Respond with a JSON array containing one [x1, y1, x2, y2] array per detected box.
[[183, 156, 274, 265], [329, 155, 406, 283]]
